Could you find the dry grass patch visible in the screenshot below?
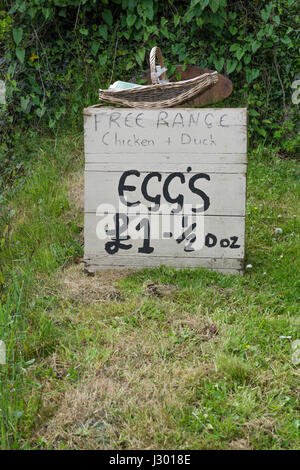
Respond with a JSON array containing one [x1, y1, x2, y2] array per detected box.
[[229, 438, 252, 450], [170, 311, 219, 342], [36, 322, 214, 449], [66, 170, 84, 213], [243, 416, 276, 436], [143, 281, 177, 298], [37, 375, 119, 449], [58, 264, 135, 304]]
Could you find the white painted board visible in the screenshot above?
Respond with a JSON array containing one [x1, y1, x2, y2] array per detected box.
[[85, 257, 244, 274], [85, 153, 247, 164], [84, 169, 246, 216], [84, 107, 247, 274], [84, 107, 247, 154], [85, 213, 245, 260]]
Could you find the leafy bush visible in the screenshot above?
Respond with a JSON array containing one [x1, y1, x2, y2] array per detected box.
[[1, 0, 299, 156]]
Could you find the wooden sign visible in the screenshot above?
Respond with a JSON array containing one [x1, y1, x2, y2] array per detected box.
[[84, 107, 247, 274]]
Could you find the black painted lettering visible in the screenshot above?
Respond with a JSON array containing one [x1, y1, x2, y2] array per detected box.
[[136, 218, 154, 254], [109, 112, 121, 128], [204, 112, 213, 128], [210, 134, 216, 146], [157, 111, 169, 127], [205, 233, 217, 247], [163, 172, 185, 212], [220, 114, 229, 127], [230, 236, 240, 248], [189, 173, 210, 212], [102, 131, 110, 146], [118, 170, 140, 207], [94, 113, 105, 131], [172, 112, 184, 127], [181, 133, 191, 144], [136, 113, 144, 128], [188, 112, 200, 127], [105, 213, 132, 254], [125, 113, 133, 128], [220, 238, 230, 247], [141, 172, 162, 210], [133, 134, 140, 145]]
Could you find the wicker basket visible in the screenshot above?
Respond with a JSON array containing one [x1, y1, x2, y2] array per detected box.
[[99, 46, 218, 108]]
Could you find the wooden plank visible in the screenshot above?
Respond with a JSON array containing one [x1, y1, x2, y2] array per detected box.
[[84, 170, 246, 216], [84, 256, 244, 272], [84, 107, 247, 125], [85, 152, 248, 164], [84, 213, 245, 260], [85, 162, 247, 173], [86, 266, 243, 275], [84, 108, 247, 155]]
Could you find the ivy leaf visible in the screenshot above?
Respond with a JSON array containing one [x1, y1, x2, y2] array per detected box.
[[273, 15, 280, 26], [252, 41, 261, 53], [143, 0, 154, 21], [91, 41, 100, 57], [28, 8, 37, 19], [161, 25, 169, 38], [183, 8, 195, 23], [236, 62, 242, 73], [258, 127, 267, 137], [16, 47, 25, 63], [213, 57, 224, 72], [261, 2, 273, 22], [127, 14, 137, 28], [20, 96, 30, 112], [99, 25, 108, 40], [135, 47, 146, 66], [79, 28, 88, 36], [229, 26, 238, 35], [127, 0, 136, 11], [13, 27, 23, 46], [243, 54, 251, 65], [36, 107, 46, 118], [136, 47, 145, 63], [126, 61, 135, 70], [99, 53, 107, 66], [135, 18, 142, 30], [226, 59, 238, 74], [102, 9, 113, 26], [196, 17, 203, 28], [42, 8, 51, 19], [174, 15, 180, 27], [210, 0, 220, 14], [236, 49, 244, 61], [281, 36, 292, 48], [246, 68, 260, 83], [230, 44, 240, 52], [265, 24, 274, 37], [211, 12, 225, 29]]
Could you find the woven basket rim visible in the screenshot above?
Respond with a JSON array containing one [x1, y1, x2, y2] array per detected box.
[[100, 71, 218, 94]]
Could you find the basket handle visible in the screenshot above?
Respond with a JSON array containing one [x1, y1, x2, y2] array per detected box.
[[150, 46, 167, 84]]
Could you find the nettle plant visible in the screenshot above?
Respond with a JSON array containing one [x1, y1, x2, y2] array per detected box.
[[1, 0, 299, 155]]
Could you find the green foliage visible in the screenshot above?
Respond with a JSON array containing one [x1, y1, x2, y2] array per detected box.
[[0, 0, 299, 156], [0, 133, 83, 447]]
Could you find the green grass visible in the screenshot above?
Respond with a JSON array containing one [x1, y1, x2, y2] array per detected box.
[[0, 134, 299, 450]]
